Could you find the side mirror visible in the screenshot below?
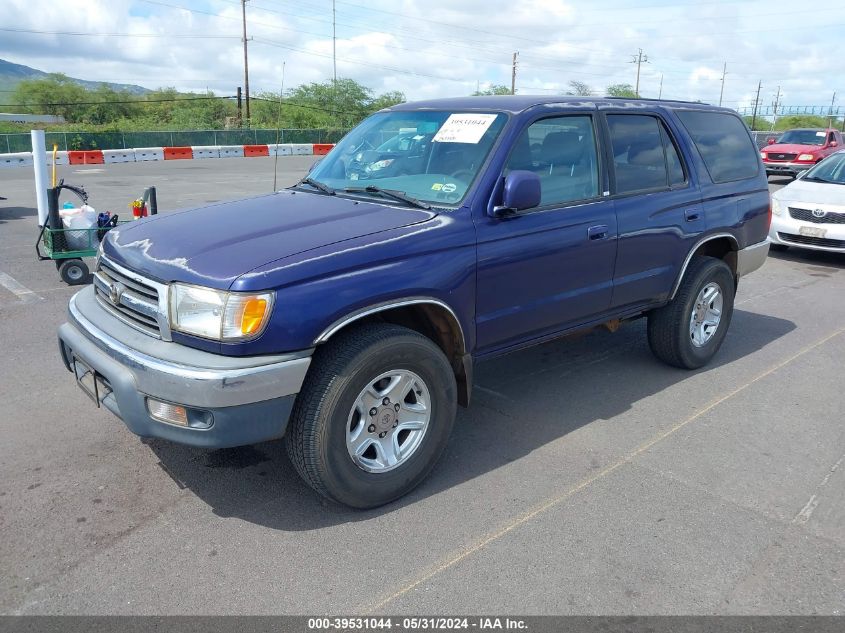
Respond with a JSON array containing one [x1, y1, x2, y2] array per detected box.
[[492, 170, 541, 216], [767, 137, 776, 145], [308, 158, 323, 173]]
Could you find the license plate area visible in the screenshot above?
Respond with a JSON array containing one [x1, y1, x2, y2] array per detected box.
[[799, 226, 827, 238], [72, 355, 111, 407]]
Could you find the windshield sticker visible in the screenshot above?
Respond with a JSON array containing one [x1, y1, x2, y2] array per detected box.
[[816, 132, 826, 137], [433, 113, 498, 144], [431, 183, 443, 191], [441, 183, 457, 193]]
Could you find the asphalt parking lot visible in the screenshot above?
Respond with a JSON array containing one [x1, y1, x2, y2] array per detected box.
[[1, 158, 843, 615]]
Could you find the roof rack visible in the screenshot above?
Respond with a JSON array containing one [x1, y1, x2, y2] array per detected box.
[[603, 96, 713, 106]]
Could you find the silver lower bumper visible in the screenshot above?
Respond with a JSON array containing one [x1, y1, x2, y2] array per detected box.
[[737, 239, 770, 277]]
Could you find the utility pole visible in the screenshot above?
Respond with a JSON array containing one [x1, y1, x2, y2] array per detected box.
[[658, 74, 663, 100], [241, 0, 251, 122], [236, 86, 243, 125], [511, 51, 518, 95], [750, 80, 762, 131], [718, 62, 727, 107], [771, 85, 781, 132], [631, 48, 649, 98], [332, 0, 337, 85], [828, 91, 837, 128]]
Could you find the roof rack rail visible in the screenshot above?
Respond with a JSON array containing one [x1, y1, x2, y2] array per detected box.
[[603, 96, 713, 106]]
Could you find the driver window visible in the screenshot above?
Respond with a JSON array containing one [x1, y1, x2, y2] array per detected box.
[[505, 115, 599, 206]]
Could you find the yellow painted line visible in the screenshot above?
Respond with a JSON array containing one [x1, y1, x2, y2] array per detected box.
[[367, 326, 845, 613]]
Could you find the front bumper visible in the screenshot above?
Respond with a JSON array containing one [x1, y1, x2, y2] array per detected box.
[[769, 214, 845, 253], [763, 161, 813, 177], [58, 287, 312, 448]]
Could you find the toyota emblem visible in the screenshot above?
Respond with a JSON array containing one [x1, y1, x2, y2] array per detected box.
[[812, 209, 827, 219], [109, 281, 125, 305]]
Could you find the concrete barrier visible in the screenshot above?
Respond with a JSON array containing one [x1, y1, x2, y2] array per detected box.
[[191, 146, 220, 159], [0, 152, 33, 168], [218, 145, 245, 158], [48, 151, 69, 166], [134, 147, 165, 161], [102, 149, 136, 164], [313, 143, 334, 155], [289, 143, 314, 156], [268, 144, 292, 156], [244, 144, 269, 157]]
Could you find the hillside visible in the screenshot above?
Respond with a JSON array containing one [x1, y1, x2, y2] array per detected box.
[[0, 58, 150, 96]]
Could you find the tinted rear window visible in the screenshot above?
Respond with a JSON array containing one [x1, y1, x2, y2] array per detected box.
[[676, 111, 759, 183]]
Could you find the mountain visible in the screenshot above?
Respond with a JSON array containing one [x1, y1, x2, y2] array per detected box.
[[0, 59, 150, 95]]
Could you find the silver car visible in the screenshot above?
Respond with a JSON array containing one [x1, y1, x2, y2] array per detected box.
[[769, 149, 845, 253]]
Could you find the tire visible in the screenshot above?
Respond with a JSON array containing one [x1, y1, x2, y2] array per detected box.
[[286, 323, 457, 508], [58, 258, 89, 285], [769, 244, 789, 252], [648, 256, 735, 369]]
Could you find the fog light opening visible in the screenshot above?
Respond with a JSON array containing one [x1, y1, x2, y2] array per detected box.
[[146, 399, 189, 426]]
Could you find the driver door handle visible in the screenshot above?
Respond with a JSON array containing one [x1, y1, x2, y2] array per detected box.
[[588, 225, 609, 240]]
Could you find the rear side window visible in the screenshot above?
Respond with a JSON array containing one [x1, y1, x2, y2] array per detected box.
[[676, 111, 759, 183], [607, 114, 687, 194]]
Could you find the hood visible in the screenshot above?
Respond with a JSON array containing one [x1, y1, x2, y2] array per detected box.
[[773, 179, 845, 207], [763, 143, 821, 155], [102, 190, 438, 288]]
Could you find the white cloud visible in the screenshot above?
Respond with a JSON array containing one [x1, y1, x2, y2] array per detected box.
[[0, 0, 842, 116]]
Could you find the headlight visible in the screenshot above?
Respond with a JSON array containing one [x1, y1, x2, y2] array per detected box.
[[760, 152, 767, 159], [169, 283, 274, 341], [771, 197, 784, 216], [798, 153, 814, 161]]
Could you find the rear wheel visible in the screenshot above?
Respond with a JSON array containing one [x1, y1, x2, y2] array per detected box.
[[58, 258, 89, 285], [286, 323, 457, 508], [648, 256, 735, 369]]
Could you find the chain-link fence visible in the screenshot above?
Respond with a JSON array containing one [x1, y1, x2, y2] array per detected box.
[[0, 128, 350, 153]]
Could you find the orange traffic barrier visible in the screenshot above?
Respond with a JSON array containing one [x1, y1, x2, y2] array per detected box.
[[244, 144, 269, 157], [67, 150, 104, 165], [163, 146, 193, 160], [313, 143, 334, 155]]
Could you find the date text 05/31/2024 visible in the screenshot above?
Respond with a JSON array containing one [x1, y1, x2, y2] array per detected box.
[[307, 617, 528, 630]]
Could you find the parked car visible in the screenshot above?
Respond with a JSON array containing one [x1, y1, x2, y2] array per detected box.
[[761, 128, 843, 178], [57, 96, 770, 508], [769, 149, 845, 253]]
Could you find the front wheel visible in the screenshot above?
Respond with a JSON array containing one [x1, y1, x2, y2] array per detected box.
[[286, 323, 457, 508], [648, 256, 735, 369], [58, 258, 89, 285]]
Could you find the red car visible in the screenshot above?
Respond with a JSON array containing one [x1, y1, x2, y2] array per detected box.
[[761, 128, 843, 178]]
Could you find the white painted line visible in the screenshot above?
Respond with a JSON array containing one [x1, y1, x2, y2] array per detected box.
[[0, 271, 43, 304], [793, 453, 845, 525]]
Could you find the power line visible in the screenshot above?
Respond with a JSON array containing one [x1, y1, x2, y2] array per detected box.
[[0, 27, 238, 39], [1, 96, 236, 107]]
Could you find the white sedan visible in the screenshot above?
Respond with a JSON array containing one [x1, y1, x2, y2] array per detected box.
[[769, 149, 845, 253]]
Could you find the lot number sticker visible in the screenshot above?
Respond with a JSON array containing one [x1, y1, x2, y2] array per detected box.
[[433, 113, 497, 144]]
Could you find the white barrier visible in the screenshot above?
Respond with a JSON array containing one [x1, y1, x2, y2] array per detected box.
[[134, 147, 165, 161], [269, 144, 293, 156], [0, 152, 33, 168], [191, 146, 220, 159], [48, 151, 69, 166], [289, 143, 314, 155], [103, 149, 136, 164], [218, 145, 244, 158]]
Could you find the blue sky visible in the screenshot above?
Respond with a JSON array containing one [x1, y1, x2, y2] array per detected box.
[[1, 0, 843, 114]]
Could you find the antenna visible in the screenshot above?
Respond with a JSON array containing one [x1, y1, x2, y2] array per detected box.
[[272, 61, 286, 192]]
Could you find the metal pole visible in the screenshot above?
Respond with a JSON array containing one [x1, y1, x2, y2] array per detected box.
[[241, 0, 251, 122], [718, 62, 727, 107], [751, 80, 762, 131], [511, 51, 518, 95], [658, 74, 663, 100], [31, 130, 49, 227]]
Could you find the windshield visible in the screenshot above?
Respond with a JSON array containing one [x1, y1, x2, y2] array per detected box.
[[777, 130, 828, 146], [306, 110, 508, 206], [804, 152, 845, 184]]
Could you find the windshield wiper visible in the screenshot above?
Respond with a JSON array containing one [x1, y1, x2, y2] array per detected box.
[[344, 185, 431, 209], [295, 176, 335, 195], [801, 176, 838, 184]]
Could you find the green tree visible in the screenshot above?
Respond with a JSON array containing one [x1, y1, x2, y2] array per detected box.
[[81, 85, 141, 125], [567, 80, 593, 96], [12, 73, 88, 122], [472, 84, 512, 96], [606, 83, 638, 98]]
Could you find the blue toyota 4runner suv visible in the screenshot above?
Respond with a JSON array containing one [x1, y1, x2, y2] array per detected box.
[[58, 96, 770, 508]]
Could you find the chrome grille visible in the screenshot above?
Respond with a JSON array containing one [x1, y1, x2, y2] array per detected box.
[[765, 153, 797, 162], [93, 259, 168, 338], [778, 232, 845, 249], [789, 207, 845, 225]]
